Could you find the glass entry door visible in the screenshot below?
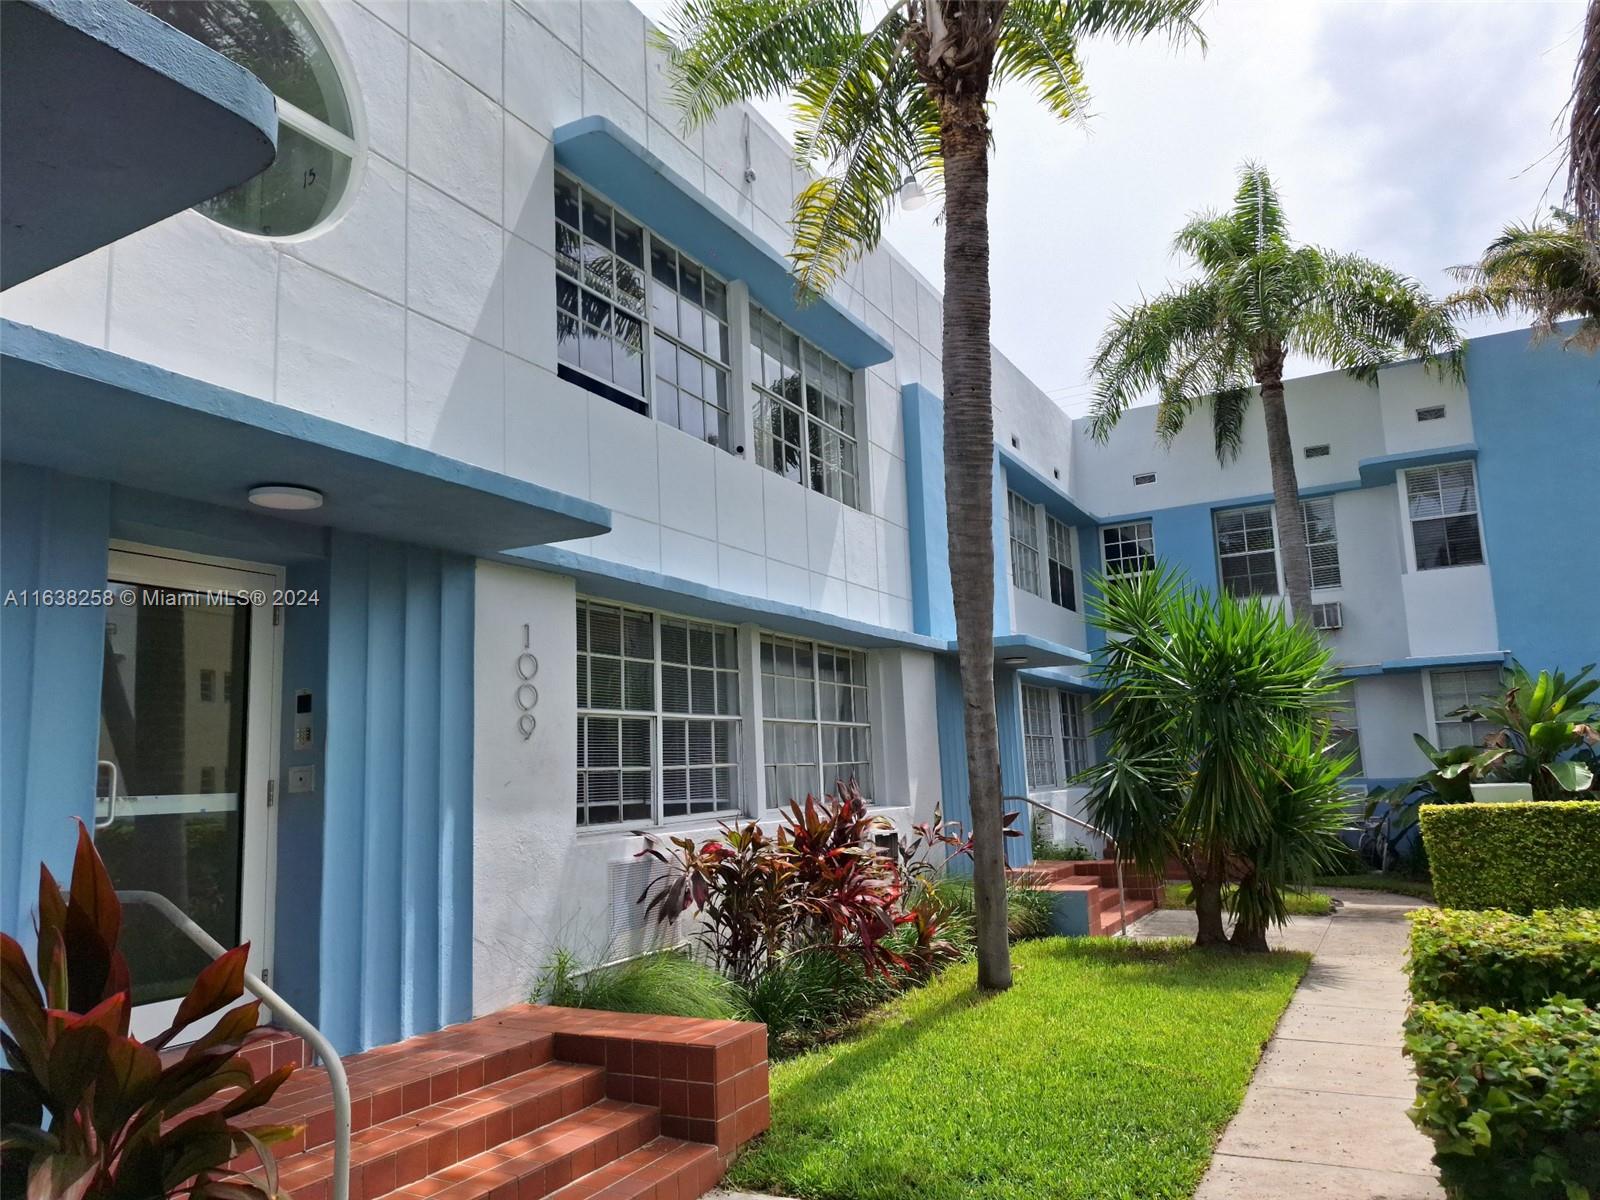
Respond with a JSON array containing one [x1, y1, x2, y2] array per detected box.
[[96, 548, 280, 1042]]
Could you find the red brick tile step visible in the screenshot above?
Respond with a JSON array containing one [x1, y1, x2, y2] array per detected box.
[[1008, 858, 1161, 936], [231, 1005, 767, 1200]]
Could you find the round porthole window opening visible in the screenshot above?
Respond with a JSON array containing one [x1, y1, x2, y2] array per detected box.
[[132, 0, 360, 239]]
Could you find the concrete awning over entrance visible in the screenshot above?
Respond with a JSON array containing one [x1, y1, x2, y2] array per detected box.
[[1, 321, 612, 556], [0, 0, 279, 289]]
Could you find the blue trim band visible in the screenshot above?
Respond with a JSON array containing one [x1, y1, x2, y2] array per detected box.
[[1357, 444, 1478, 488], [553, 117, 893, 369]]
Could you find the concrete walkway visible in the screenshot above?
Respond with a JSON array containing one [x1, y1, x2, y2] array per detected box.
[[1130, 889, 1443, 1199]]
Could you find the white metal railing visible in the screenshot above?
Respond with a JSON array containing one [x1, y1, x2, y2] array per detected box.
[[117, 890, 350, 1200], [1007, 795, 1131, 937]]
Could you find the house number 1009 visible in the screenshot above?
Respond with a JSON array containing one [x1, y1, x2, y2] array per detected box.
[[516, 624, 539, 740]]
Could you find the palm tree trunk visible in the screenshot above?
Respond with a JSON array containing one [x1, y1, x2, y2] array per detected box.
[[1187, 853, 1228, 947], [1258, 373, 1313, 619], [941, 100, 1010, 992]]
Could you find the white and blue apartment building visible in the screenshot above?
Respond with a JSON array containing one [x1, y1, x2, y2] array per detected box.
[[1, 0, 1594, 1058]]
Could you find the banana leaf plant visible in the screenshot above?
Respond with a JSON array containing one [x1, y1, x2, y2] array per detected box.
[[0, 821, 300, 1200], [1465, 661, 1599, 800]]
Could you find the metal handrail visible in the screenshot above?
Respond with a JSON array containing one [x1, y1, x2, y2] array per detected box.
[[117, 890, 350, 1200], [1006, 795, 1131, 937]]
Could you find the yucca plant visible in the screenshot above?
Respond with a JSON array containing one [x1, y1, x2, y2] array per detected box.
[[1449, 209, 1600, 352], [1090, 164, 1463, 619], [0, 823, 299, 1200], [654, 0, 1207, 993]]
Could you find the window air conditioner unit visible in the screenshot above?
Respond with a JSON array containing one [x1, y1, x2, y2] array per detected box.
[[1310, 601, 1343, 631]]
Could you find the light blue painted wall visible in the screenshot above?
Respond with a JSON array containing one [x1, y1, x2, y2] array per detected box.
[[991, 455, 1012, 635], [1468, 330, 1599, 676], [0, 465, 110, 939], [992, 670, 1033, 867], [932, 658, 1033, 872], [320, 532, 474, 1054], [902, 383, 956, 640]]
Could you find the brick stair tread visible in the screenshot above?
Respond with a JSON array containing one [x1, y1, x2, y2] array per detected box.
[[275, 1062, 607, 1197], [379, 1100, 663, 1200], [543, 1137, 721, 1200]]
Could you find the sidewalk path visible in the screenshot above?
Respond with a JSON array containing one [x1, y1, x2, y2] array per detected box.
[[1131, 889, 1443, 1199]]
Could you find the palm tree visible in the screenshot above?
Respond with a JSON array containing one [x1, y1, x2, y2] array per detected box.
[[656, 0, 1206, 991], [1449, 210, 1600, 352], [1088, 164, 1463, 620], [1081, 565, 1348, 950], [1569, 0, 1599, 239]]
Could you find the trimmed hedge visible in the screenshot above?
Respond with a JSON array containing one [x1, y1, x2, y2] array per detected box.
[[1408, 909, 1600, 1010], [1419, 801, 1600, 912], [1406, 998, 1600, 1200]]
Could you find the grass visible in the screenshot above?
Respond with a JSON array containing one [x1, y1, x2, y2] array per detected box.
[[728, 937, 1309, 1200], [1161, 882, 1334, 917], [534, 949, 737, 1019], [1314, 874, 1435, 901]]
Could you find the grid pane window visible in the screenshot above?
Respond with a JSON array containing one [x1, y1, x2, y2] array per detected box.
[[650, 243, 732, 447], [1431, 667, 1504, 750], [1059, 692, 1094, 778], [761, 635, 872, 804], [555, 175, 646, 405], [750, 306, 861, 508], [1302, 497, 1343, 590], [660, 618, 741, 818], [1407, 463, 1484, 569], [1047, 516, 1076, 611], [1325, 684, 1363, 776], [576, 600, 742, 826], [1215, 506, 1280, 597], [1008, 492, 1041, 595], [1101, 521, 1155, 575], [1022, 686, 1058, 789]]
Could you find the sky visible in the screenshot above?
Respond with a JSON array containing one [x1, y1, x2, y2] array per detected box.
[[733, 0, 1586, 416]]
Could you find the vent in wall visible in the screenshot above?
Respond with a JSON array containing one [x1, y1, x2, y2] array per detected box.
[[1304, 443, 1331, 459], [1132, 471, 1157, 486], [1416, 405, 1446, 422], [608, 857, 679, 958], [1010, 435, 1020, 449]]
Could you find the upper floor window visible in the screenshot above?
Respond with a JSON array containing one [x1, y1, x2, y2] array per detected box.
[[1046, 516, 1076, 611], [1007, 492, 1041, 596], [575, 599, 743, 827], [1302, 497, 1343, 590], [555, 174, 733, 446], [761, 635, 872, 804], [1406, 463, 1484, 570], [1021, 685, 1057, 789], [749, 307, 861, 507], [1430, 667, 1503, 750], [135, 1, 356, 237], [1215, 505, 1279, 597], [1101, 521, 1154, 576]]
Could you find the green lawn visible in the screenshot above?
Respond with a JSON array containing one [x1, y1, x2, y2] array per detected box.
[[1314, 873, 1435, 901], [1161, 881, 1334, 916], [729, 938, 1309, 1200]]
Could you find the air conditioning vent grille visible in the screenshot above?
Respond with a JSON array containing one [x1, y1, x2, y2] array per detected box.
[[1304, 443, 1331, 459], [609, 857, 679, 957], [1416, 405, 1446, 422], [1132, 471, 1156, 486], [1311, 601, 1344, 631]]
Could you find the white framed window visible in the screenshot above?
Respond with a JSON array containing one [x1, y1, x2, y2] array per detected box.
[[1059, 691, 1094, 778], [555, 173, 734, 446], [576, 599, 743, 827], [135, 1, 358, 238], [1406, 463, 1484, 570], [1325, 684, 1363, 776], [1429, 667, 1504, 750], [1021, 685, 1059, 789], [1302, 497, 1343, 590], [1046, 516, 1076, 611], [1101, 521, 1154, 576], [749, 307, 862, 508], [760, 635, 872, 805], [1008, 492, 1041, 596], [1215, 505, 1279, 597]]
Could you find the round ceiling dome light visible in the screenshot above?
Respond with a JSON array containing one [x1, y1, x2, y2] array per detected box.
[[248, 484, 324, 511]]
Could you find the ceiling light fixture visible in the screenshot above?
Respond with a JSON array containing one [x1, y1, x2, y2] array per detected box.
[[900, 174, 928, 211], [248, 484, 324, 511], [1001, 655, 1029, 666]]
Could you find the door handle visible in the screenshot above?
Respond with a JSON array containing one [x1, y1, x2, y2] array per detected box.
[[95, 760, 119, 831]]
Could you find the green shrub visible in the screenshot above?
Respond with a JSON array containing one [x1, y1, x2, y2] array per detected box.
[[1409, 909, 1600, 1011], [534, 949, 738, 1019], [934, 878, 1056, 941], [733, 950, 889, 1054], [1420, 801, 1600, 912], [1405, 998, 1600, 1200]]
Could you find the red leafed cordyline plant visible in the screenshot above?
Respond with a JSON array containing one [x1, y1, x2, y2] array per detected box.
[[637, 780, 1013, 987], [0, 822, 300, 1200]]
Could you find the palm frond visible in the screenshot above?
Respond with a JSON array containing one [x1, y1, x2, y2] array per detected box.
[[993, 0, 1092, 127], [1230, 161, 1287, 253], [1448, 209, 1600, 350], [1568, 0, 1600, 239], [1088, 280, 1228, 441]]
